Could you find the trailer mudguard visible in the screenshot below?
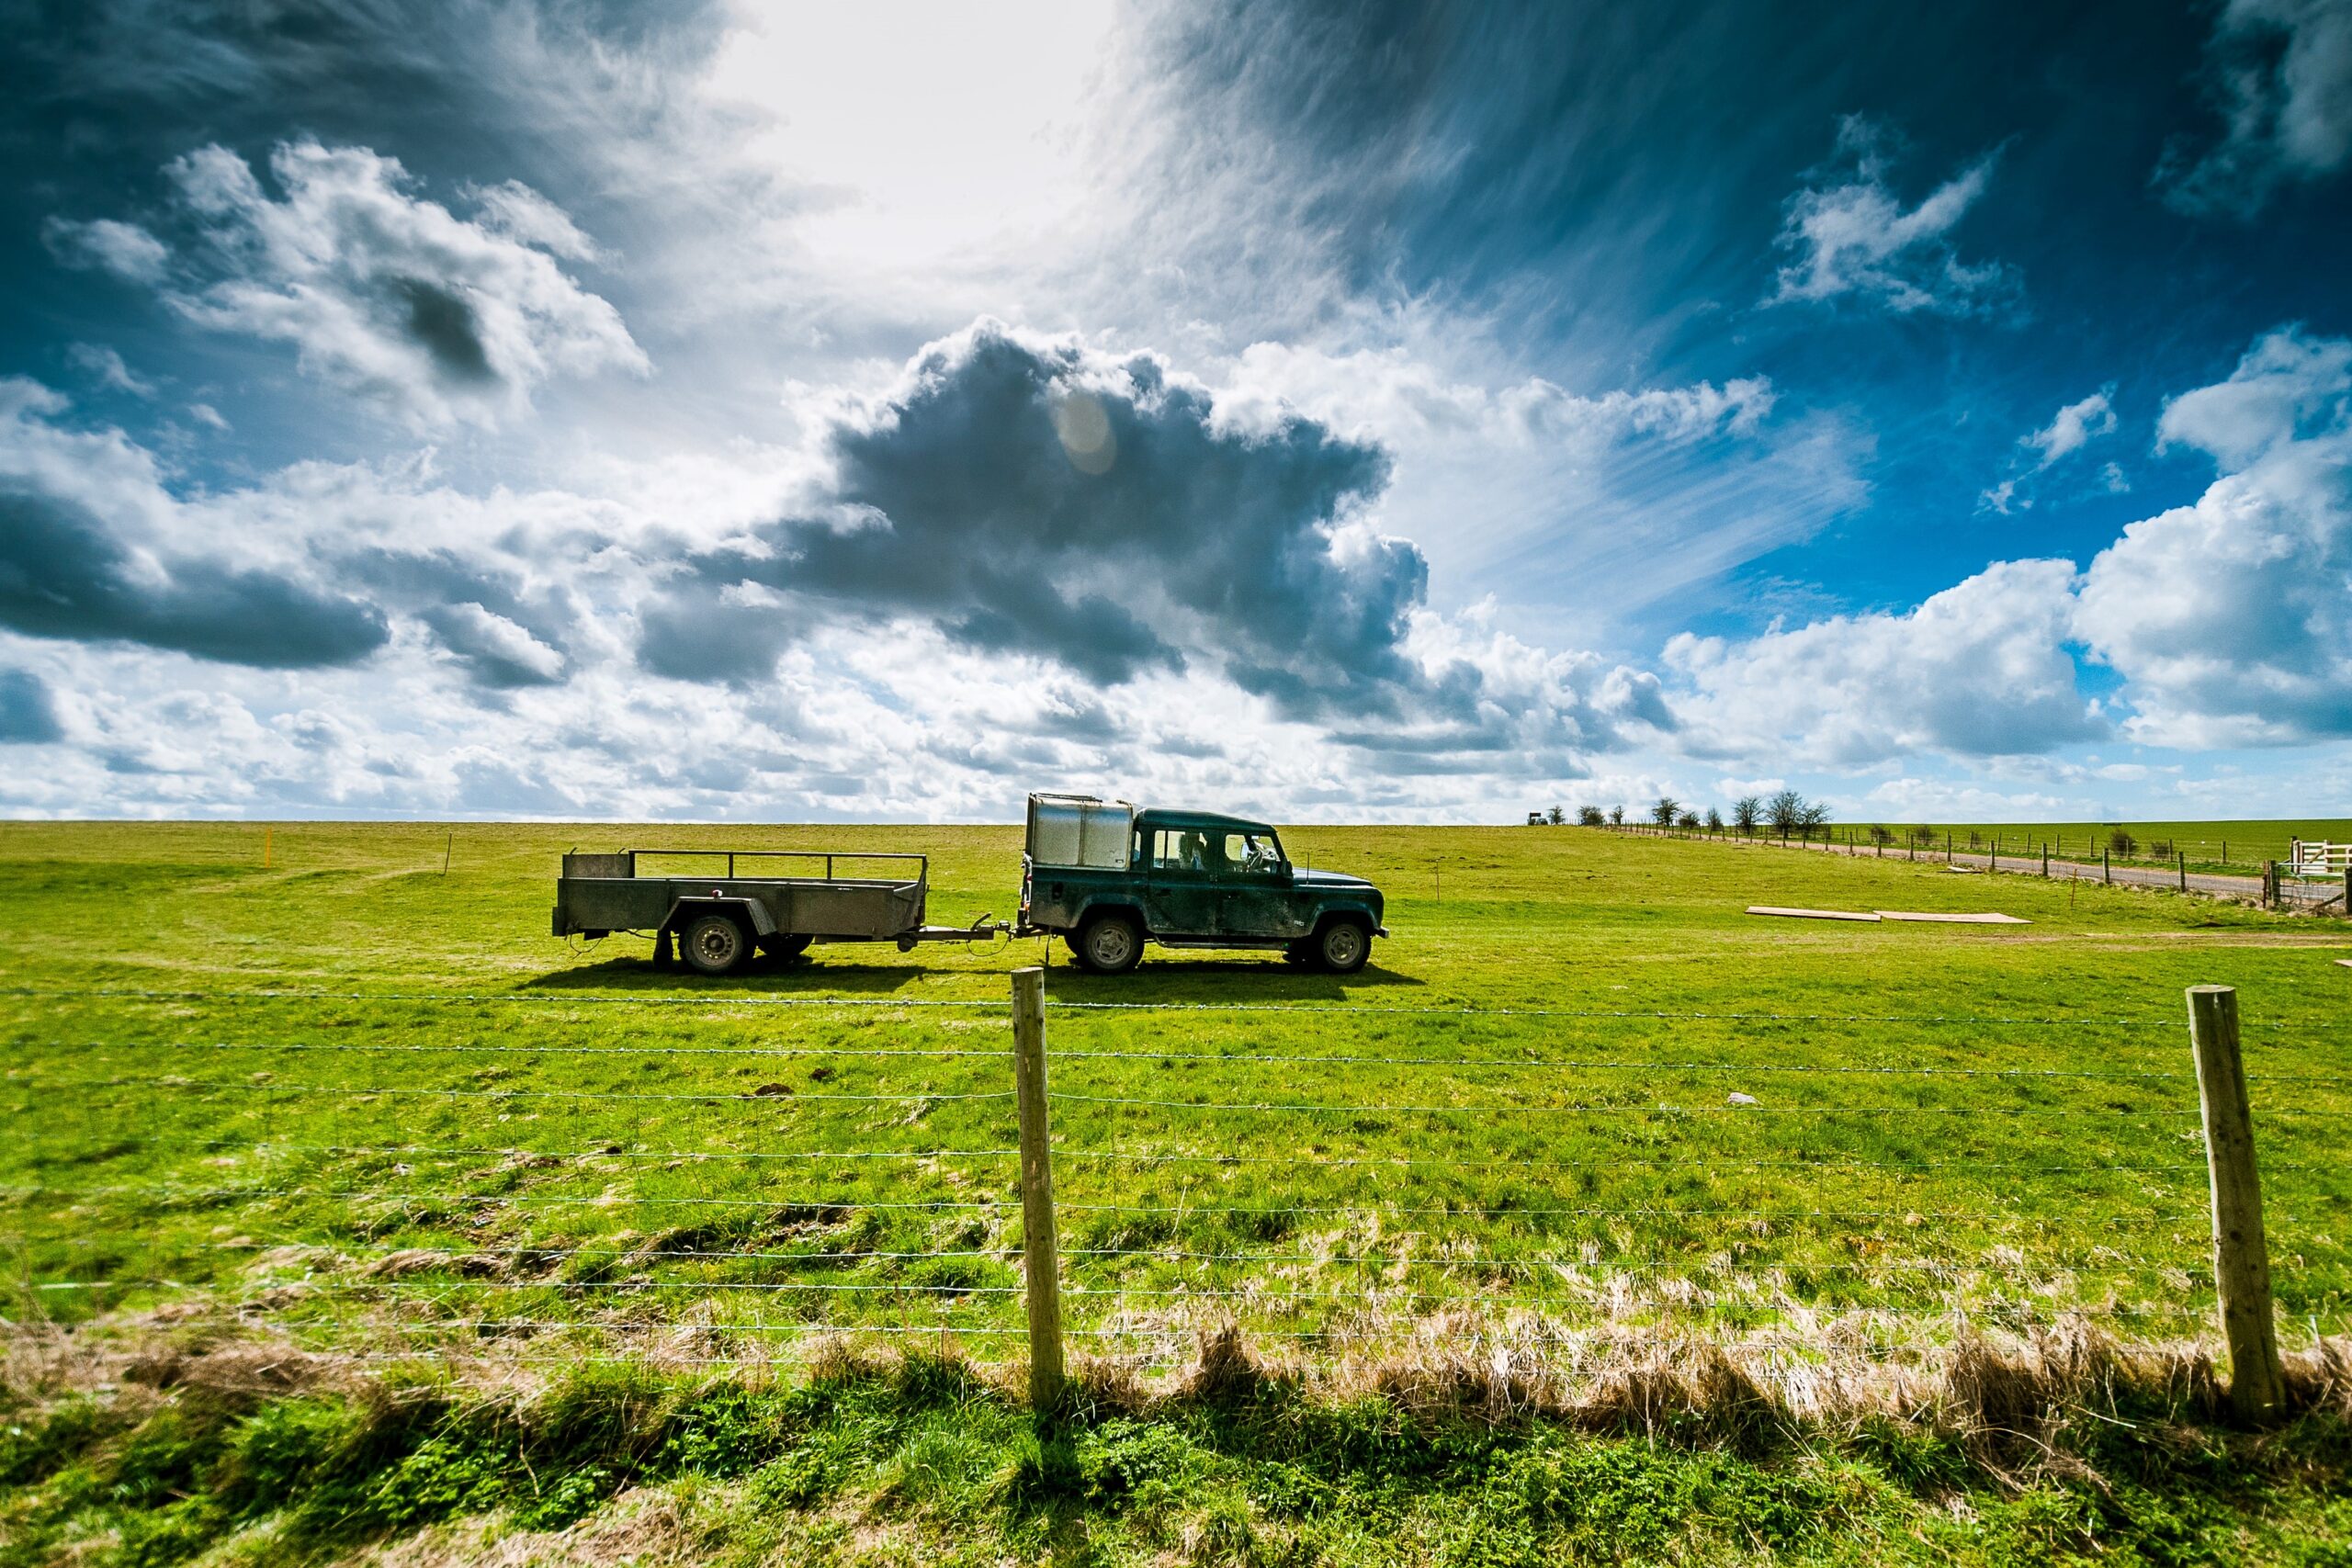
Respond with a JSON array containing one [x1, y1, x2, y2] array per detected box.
[[663, 896, 778, 937]]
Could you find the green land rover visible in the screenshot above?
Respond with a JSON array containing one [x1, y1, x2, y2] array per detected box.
[[1014, 793, 1388, 975]]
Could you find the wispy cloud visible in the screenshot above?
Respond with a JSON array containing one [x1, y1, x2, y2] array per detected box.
[[1768, 116, 2018, 318], [2159, 0, 2352, 218]]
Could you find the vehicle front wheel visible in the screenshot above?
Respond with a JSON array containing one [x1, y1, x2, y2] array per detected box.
[[680, 912, 752, 976], [1074, 912, 1143, 975], [1315, 918, 1371, 975]]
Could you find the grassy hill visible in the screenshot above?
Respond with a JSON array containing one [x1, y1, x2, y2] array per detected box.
[[4, 820, 2348, 1563]]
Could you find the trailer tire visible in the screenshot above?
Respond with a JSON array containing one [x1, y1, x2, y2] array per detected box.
[[680, 912, 752, 976], [1314, 917, 1372, 975], [758, 932, 812, 962], [1074, 912, 1143, 975]]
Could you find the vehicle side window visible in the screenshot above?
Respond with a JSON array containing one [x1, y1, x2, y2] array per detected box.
[[1150, 829, 1210, 871], [1228, 832, 1284, 877]]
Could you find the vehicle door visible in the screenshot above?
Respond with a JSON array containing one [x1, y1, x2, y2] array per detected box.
[[1216, 829, 1312, 939], [1139, 824, 1219, 936]]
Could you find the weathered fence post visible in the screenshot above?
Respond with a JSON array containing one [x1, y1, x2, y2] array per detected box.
[[2103, 847, 2111, 885], [1011, 966, 1065, 1410], [2187, 986, 2285, 1423], [2041, 844, 2049, 878], [2178, 850, 2188, 893]]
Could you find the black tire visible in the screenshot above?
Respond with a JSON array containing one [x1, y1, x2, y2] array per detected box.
[[1073, 912, 1143, 975], [1315, 918, 1372, 975], [680, 912, 752, 976], [758, 932, 812, 961], [1283, 939, 1314, 966]]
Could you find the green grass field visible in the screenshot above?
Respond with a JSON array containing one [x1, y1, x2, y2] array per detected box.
[[5, 819, 2350, 1564]]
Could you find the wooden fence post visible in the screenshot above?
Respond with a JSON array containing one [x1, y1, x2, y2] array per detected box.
[[2178, 850, 2188, 892], [2103, 847, 2111, 885], [1011, 966, 1064, 1410], [2041, 844, 2049, 878], [2262, 860, 2276, 910], [2187, 986, 2285, 1423]]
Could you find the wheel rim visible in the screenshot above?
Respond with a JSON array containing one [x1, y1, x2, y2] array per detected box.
[[693, 921, 740, 967], [1324, 925, 1363, 966], [1089, 922, 1135, 967]]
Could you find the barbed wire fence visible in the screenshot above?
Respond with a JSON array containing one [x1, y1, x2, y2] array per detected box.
[[4, 978, 2345, 1421]]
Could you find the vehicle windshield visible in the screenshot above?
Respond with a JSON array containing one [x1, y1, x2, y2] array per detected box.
[[1140, 825, 1285, 876]]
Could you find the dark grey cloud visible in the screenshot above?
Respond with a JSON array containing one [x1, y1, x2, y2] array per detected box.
[[2160, 0, 2352, 218], [0, 481, 388, 667], [0, 669, 62, 742], [342, 548, 572, 687], [645, 321, 1425, 712]]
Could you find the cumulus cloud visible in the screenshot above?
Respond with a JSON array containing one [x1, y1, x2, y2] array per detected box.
[[1666, 558, 2101, 765], [2160, 0, 2352, 218], [645, 320, 1427, 708], [104, 141, 648, 429], [0, 379, 389, 668], [2075, 328, 2352, 744], [1671, 327, 2352, 760], [1980, 389, 2119, 513], [1768, 117, 2018, 318]]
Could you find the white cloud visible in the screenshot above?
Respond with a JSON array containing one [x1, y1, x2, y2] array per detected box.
[[1980, 388, 2119, 513], [1768, 117, 2018, 317], [2024, 389, 2118, 468], [142, 141, 647, 430], [65, 344, 155, 398], [1671, 326, 2352, 761], [2075, 329, 2352, 745], [1665, 558, 2101, 765], [41, 217, 170, 284], [2161, 0, 2352, 217]]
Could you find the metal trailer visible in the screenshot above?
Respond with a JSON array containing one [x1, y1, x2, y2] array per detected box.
[[552, 849, 1006, 976]]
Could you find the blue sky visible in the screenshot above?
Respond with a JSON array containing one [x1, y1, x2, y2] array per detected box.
[[1, 0, 2348, 823]]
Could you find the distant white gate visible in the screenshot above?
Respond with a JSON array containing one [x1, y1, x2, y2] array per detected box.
[[2289, 840, 2350, 875]]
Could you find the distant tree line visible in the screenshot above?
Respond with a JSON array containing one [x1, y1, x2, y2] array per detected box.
[[1532, 788, 1834, 841], [1525, 806, 2198, 863]]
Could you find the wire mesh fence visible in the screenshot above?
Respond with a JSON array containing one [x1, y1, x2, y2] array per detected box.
[[5, 980, 2347, 1391]]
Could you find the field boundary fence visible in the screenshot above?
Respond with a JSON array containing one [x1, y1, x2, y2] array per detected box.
[[5, 978, 2345, 1425], [1599, 821, 2352, 913]]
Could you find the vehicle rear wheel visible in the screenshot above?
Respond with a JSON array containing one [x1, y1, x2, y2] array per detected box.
[[758, 932, 812, 961], [1074, 912, 1143, 975], [1315, 918, 1371, 975], [681, 912, 751, 976]]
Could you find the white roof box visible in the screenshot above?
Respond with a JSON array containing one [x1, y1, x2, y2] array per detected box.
[[1026, 793, 1134, 870]]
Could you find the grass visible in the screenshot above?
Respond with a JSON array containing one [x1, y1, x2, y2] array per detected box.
[[3, 818, 2350, 1562]]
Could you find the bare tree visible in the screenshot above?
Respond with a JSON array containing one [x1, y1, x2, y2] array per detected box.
[[1651, 795, 1680, 829], [1870, 824, 1894, 846], [1732, 795, 1761, 837], [1767, 788, 1805, 838], [1798, 800, 1831, 841], [1608, 805, 1624, 827], [1706, 807, 1724, 834], [1546, 806, 1565, 826]]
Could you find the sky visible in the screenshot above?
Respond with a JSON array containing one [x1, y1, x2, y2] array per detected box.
[[1, 0, 2348, 825]]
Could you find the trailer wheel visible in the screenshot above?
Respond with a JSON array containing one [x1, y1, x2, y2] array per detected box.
[[680, 912, 751, 976], [758, 932, 812, 962], [1314, 918, 1371, 975], [1074, 912, 1143, 975]]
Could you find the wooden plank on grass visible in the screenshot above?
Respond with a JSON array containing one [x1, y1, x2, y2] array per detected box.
[[1874, 911, 2032, 924], [1747, 906, 1882, 921]]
